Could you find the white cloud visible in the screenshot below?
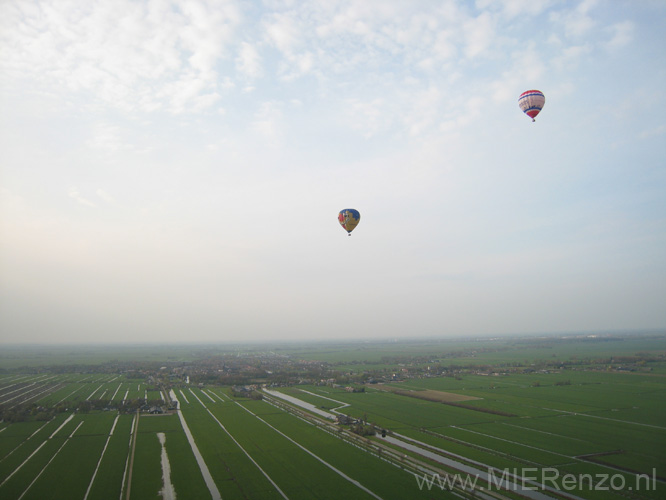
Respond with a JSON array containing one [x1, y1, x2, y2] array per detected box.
[[264, 11, 302, 54], [1, 0, 612, 122], [86, 123, 127, 152], [552, 43, 592, 71], [155, 74, 221, 114], [463, 12, 496, 59], [605, 21, 634, 51], [550, 0, 598, 39], [251, 101, 284, 143], [401, 86, 442, 137], [179, 0, 240, 76], [236, 42, 263, 79], [343, 98, 388, 139], [0, 0, 241, 113], [639, 125, 666, 141], [428, 29, 458, 63], [476, 0, 554, 20], [68, 187, 96, 207], [96, 189, 115, 203]]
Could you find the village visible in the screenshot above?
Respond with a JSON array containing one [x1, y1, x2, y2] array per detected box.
[[2, 338, 661, 422]]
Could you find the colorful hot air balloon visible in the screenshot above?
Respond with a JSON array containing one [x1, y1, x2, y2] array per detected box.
[[338, 209, 360, 236], [518, 90, 545, 122]]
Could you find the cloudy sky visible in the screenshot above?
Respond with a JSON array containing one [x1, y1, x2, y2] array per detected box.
[[1, 0, 665, 344]]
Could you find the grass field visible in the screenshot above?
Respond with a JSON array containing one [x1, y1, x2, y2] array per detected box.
[[1, 333, 664, 499]]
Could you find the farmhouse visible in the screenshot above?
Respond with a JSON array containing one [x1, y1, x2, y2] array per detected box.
[[336, 414, 358, 425]]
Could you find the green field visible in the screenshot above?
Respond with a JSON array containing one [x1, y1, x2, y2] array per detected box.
[[273, 366, 665, 498], [1, 334, 665, 499]]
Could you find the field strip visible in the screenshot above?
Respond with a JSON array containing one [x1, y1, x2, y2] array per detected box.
[[448, 425, 657, 477], [263, 389, 337, 420], [544, 408, 666, 430], [260, 396, 416, 476], [204, 389, 225, 402], [22, 375, 54, 385], [0, 418, 53, 463], [86, 384, 104, 401], [0, 375, 31, 389], [119, 415, 136, 500], [111, 383, 122, 400], [390, 433, 584, 500], [171, 390, 221, 500], [18, 421, 84, 500], [188, 389, 286, 499], [377, 385, 481, 403], [56, 383, 87, 405], [0, 381, 41, 399], [234, 399, 385, 500], [50, 413, 75, 439], [123, 412, 140, 500], [110, 415, 119, 435], [395, 431, 521, 479], [201, 390, 216, 402], [84, 415, 120, 500], [422, 428, 543, 467], [0, 441, 47, 487], [451, 425, 572, 459], [157, 433, 176, 500], [501, 422, 588, 442], [0, 376, 58, 404], [299, 389, 350, 408], [7, 383, 66, 410]]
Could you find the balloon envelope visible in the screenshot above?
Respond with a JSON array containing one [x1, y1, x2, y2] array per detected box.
[[518, 90, 545, 121], [338, 209, 360, 235]]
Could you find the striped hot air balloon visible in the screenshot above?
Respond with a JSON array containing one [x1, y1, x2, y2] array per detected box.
[[518, 90, 545, 122]]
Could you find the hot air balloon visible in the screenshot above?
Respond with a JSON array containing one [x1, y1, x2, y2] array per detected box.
[[338, 209, 360, 236], [518, 90, 545, 122]]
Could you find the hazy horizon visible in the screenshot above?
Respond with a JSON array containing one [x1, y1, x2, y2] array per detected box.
[[1, 329, 663, 348]]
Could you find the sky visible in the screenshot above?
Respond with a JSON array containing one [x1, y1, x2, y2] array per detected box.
[[1, 0, 665, 345]]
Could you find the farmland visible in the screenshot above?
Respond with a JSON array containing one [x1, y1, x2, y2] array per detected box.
[[1, 332, 665, 499]]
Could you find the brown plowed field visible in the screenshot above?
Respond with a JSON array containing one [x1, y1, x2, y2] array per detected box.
[[377, 385, 480, 402]]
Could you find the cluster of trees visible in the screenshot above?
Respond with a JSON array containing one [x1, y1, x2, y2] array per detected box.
[[77, 398, 169, 413], [0, 397, 172, 422], [554, 380, 572, 386], [532, 380, 571, 387], [230, 389, 263, 400], [350, 421, 377, 437], [348, 413, 377, 437], [0, 403, 66, 423]]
